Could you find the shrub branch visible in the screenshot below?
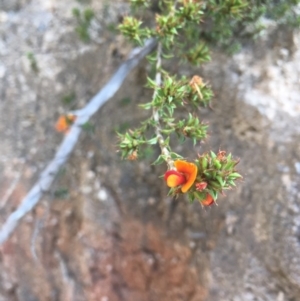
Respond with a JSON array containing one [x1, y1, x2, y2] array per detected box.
[[152, 43, 174, 169]]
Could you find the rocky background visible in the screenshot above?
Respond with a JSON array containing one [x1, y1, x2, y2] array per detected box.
[[0, 0, 300, 300]]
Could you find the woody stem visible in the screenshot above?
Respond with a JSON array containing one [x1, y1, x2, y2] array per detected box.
[[152, 42, 174, 169]]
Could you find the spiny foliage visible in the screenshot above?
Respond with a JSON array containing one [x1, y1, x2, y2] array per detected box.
[[72, 0, 299, 205], [117, 0, 299, 205]]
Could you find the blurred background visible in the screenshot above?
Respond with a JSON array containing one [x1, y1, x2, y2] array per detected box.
[[0, 0, 300, 300]]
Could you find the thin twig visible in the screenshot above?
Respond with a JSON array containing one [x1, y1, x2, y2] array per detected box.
[[0, 38, 157, 245], [152, 42, 174, 169], [0, 171, 22, 209], [55, 250, 75, 301]]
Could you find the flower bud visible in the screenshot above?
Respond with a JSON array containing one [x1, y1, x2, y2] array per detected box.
[[200, 193, 214, 206], [195, 181, 207, 191]]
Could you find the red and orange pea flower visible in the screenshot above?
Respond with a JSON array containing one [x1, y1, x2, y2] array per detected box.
[[164, 169, 186, 188], [55, 114, 77, 134], [164, 160, 198, 193], [164, 160, 215, 206]]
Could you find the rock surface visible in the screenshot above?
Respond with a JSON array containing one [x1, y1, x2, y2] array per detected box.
[[0, 1, 300, 300]]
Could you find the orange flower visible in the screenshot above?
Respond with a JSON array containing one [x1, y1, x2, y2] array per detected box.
[[174, 160, 198, 193], [164, 160, 198, 193], [55, 114, 77, 133], [200, 193, 214, 206], [164, 170, 186, 188]]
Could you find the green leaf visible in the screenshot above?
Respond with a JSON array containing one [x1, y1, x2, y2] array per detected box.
[[170, 152, 184, 160], [152, 155, 165, 165], [194, 191, 206, 201], [146, 76, 156, 88], [147, 137, 158, 145], [213, 160, 222, 170], [229, 172, 242, 179], [201, 157, 208, 170], [215, 175, 224, 186], [206, 189, 218, 201]]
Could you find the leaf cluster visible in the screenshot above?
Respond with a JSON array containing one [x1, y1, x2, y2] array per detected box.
[[143, 74, 212, 110], [118, 72, 212, 161], [121, 0, 300, 55], [117, 0, 300, 163], [118, 16, 152, 45], [192, 151, 242, 201], [118, 125, 158, 160], [200, 0, 300, 51], [173, 114, 208, 145], [117, 1, 218, 162]]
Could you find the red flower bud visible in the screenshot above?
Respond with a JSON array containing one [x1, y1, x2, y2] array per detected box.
[[195, 182, 207, 191], [200, 194, 214, 206], [217, 150, 226, 161]]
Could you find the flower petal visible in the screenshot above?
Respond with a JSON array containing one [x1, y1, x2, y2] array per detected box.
[[164, 170, 186, 188], [174, 160, 198, 193]]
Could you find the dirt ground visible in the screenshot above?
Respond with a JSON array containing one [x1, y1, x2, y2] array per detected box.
[[1, 1, 300, 301]]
